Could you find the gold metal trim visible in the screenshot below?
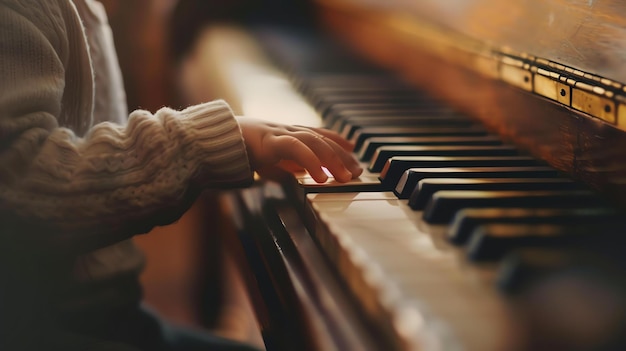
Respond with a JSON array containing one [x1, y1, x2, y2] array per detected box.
[[572, 88, 616, 124]]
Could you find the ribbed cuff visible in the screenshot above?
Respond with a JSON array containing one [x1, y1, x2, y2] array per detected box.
[[178, 100, 254, 188]]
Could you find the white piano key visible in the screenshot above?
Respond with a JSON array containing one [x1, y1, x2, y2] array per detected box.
[[307, 194, 520, 351]]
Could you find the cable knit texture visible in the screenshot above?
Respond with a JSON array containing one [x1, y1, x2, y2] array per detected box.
[[0, 0, 254, 324]]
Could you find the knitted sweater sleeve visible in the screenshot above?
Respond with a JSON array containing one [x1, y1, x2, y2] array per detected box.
[[0, 2, 254, 253]]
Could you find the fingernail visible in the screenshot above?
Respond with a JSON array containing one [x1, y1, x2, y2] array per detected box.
[[340, 170, 353, 182]]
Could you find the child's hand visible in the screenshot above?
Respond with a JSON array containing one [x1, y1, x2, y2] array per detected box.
[[236, 117, 363, 183]]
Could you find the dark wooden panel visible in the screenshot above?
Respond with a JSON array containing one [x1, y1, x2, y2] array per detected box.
[[317, 0, 626, 83]]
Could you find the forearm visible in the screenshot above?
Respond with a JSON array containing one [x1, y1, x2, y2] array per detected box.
[[0, 101, 253, 252]]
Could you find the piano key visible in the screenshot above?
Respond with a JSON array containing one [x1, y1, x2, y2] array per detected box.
[[409, 178, 581, 210], [313, 91, 427, 106], [468, 224, 571, 261], [317, 95, 440, 118], [329, 107, 451, 118], [423, 190, 607, 224], [497, 247, 626, 351], [447, 207, 620, 245], [296, 75, 408, 95], [304, 192, 518, 351], [497, 249, 571, 294], [369, 145, 520, 172], [290, 170, 385, 205], [466, 222, 626, 261], [324, 103, 455, 125], [301, 84, 432, 98], [309, 91, 423, 109], [326, 107, 459, 129], [504, 252, 626, 351], [295, 176, 383, 192], [394, 166, 559, 199], [305, 85, 414, 97], [337, 115, 473, 138], [306, 191, 398, 202], [359, 135, 503, 162], [351, 126, 487, 152], [497, 245, 626, 295], [380, 156, 539, 189]]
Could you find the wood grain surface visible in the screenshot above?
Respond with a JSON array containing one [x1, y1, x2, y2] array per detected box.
[[323, 0, 626, 83]]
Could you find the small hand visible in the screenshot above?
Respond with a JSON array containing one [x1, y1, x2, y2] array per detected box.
[[236, 117, 363, 183]]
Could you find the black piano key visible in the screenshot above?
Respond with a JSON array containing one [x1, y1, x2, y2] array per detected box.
[[368, 145, 520, 172], [447, 206, 619, 245], [468, 224, 570, 261], [498, 247, 626, 351], [497, 246, 626, 295], [308, 90, 420, 107], [330, 112, 466, 133], [380, 156, 539, 189], [309, 87, 431, 98], [497, 249, 572, 295], [423, 190, 607, 224], [467, 222, 626, 262], [297, 75, 408, 96], [331, 113, 468, 135], [359, 135, 503, 162], [305, 85, 413, 97], [317, 96, 439, 118], [338, 115, 473, 138], [409, 178, 580, 210], [304, 82, 408, 90], [351, 126, 487, 152], [324, 103, 454, 125], [325, 106, 454, 133], [313, 91, 424, 107], [393, 166, 558, 199]]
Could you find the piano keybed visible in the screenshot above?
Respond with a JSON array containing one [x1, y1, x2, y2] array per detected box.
[[224, 28, 626, 351]]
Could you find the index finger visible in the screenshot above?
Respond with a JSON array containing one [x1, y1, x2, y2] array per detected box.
[[311, 127, 355, 152]]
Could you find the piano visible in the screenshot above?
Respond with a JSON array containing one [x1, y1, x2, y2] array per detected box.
[[187, 0, 626, 350]]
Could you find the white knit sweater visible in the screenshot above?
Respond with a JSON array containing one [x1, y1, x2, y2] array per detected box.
[[0, 0, 254, 309]]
